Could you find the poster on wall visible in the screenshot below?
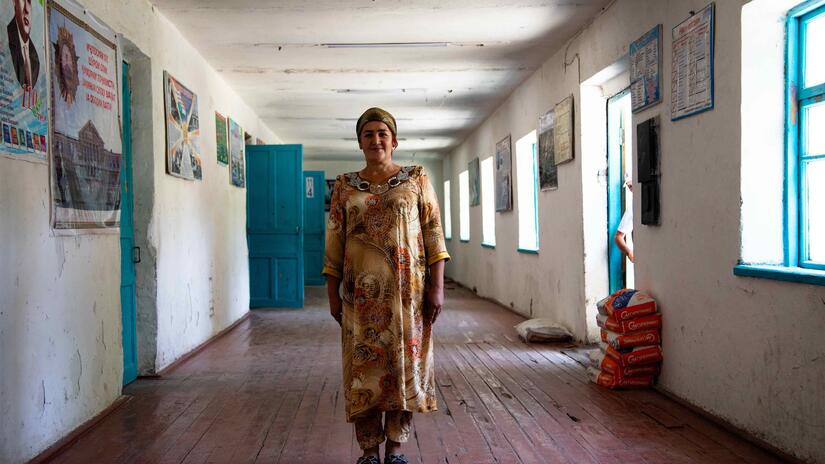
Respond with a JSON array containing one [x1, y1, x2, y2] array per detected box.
[[671, 3, 714, 121], [538, 109, 558, 191], [468, 157, 480, 206], [630, 24, 662, 113], [163, 71, 201, 180], [494, 135, 512, 212], [325, 178, 335, 211], [553, 95, 574, 165], [215, 111, 228, 165], [49, 2, 121, 230], [229, 117, 244, 187], [0, 0, 48, 163]]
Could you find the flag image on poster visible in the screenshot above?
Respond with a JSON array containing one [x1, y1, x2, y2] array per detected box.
[[164, 71, 201, 180], [0, 0, 49, 162], [229, 117, 244, 188], [49, 2, 122, 230]]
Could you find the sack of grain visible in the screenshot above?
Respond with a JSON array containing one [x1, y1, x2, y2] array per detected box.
[[587, 367, 655, 389], [596, 289, 657, 321], [600, 328, 661, 349], [605, 344, 663, 367], [596, 313, 662, 334]]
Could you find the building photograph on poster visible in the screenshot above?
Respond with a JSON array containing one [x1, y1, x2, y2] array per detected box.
[[229, 117, 245, 188], [538, 109, 558, 191], [215, 111, 228, 165], [0, 0, 49, 162], [49, 2, 121, 230], [495, 135, 512, 212], [468, 157, 480, 206], [164, 71, 202, 180]]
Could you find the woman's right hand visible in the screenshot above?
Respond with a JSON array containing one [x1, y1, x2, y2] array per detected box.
[[330, 298, 343, 326], [327, 276, 343, 326]]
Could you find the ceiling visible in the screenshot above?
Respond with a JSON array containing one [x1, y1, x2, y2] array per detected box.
[[148, 0, 612, 160]]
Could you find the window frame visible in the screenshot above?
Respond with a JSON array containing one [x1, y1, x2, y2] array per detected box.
[[480, 156, 496, 248], [443, 180, 452, 240], [787, 0, 825, 271], [515, 134, 540, 253], [459, 170, 470, 243]]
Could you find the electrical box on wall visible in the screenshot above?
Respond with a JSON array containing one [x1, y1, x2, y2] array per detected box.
[[636, 117, 660, 225]]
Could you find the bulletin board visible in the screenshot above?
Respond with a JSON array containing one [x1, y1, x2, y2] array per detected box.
[[671, 3, 715, 121]]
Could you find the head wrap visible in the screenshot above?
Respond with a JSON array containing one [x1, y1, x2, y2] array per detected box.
[[356, 107, 397, 138]]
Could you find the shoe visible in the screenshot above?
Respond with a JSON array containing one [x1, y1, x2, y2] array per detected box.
[[384, 455, 409, 464], [356, 456, 381, 464]]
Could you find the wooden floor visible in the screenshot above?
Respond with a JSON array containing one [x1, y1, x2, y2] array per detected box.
[[47, 285, 785, 464]]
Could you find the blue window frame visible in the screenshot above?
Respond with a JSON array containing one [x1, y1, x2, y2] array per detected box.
[[787, 1, 825, 271]]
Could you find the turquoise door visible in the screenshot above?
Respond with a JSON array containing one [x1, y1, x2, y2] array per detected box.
[[303, 171, 326, 285], [247, 144, 305, 308], [120, 61, 138, 385], [607, 89, 632, 293]]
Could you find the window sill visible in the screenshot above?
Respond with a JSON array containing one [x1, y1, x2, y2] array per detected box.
[[517, 248, 539, 255], [481, 243, 495, 249], [733, 264, 825, 286], [460, 239, 470, 243]]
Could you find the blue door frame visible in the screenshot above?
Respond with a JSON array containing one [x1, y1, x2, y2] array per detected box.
[[303, 171, 326, 286], [247, 144, 305, 308], [607, 89, 631, 294], [120, 61, 138, 385]]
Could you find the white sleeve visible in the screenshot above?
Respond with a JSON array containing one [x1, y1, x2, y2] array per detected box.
[[617, 210, 633, 234]]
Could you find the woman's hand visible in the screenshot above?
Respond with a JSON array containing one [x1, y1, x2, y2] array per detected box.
[[327, 276, 343, 326], [425, 284, 444, 324]]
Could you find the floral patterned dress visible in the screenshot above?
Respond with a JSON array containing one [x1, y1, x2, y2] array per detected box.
[[323, 165, 450, 422]]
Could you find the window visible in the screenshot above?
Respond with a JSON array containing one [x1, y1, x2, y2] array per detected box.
[[443, 180, 452, 240], [459, 171, 470, 242], [790, 1, 825, 270], [481, 156, 495, 247], [516, 131, 539, 252]]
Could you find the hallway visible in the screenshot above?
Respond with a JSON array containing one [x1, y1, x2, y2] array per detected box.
[[47, 286, 782, 464]]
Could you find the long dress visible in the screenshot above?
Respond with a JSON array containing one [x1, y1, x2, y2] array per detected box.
[[322, 165, 450, 422]]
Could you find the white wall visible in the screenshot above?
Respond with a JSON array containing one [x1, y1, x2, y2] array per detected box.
[[443, 0, 825, 461], [0, 0, 280, 461]]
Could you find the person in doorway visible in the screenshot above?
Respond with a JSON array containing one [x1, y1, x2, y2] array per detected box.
[[614, 177, 634, 263], [7, 0, 40, 91], [323, 107, 450, 464]]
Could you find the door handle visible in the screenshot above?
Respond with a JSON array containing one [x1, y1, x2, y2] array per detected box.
[[296, 225, 301, 233], [132, 246, 141, 264]]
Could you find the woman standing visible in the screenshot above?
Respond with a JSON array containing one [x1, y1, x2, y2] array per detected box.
[[323, 108, 450, 464]]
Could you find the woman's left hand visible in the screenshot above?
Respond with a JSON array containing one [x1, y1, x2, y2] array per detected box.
[[425, 284, 444, 325]]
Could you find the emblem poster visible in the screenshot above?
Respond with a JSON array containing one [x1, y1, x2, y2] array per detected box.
[[0, 0, 48, 162], [164, 71, 201, 180], [494, 135, 512, 212], [49, 3, 121, 230]]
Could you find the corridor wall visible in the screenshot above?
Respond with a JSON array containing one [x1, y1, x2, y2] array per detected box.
[[0, 0, 280, 462]]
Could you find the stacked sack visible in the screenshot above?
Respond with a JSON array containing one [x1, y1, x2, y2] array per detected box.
[[588, 289, 662, 389]]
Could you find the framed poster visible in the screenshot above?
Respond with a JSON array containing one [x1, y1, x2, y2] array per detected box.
[[468, 157, 480, 206], [630, 24, 662, 113], [48, 2, 121, 230], [325, 178, 335, 212], [1, 0, 49, 163], [671, 3, 714, 121], [553, 95, 574, 165], [538, 109, 558, 191], [215, 112, 228, 165], [494, 135, 512, 212], [164, 72, 202, 180], [229, 117, 245, 188]]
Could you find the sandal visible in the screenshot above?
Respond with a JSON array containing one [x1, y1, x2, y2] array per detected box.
[[356, 457, 381, 464], [384, 455, 409, 464]]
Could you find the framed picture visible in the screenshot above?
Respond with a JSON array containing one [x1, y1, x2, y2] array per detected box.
[[630, 25, 663, 113], [538, 109, 558, 191], [553, 95, 574, 165], [229, 118, 245, 188], [468, 157, 480, 206], [215, 112, 228, 165], [163, 71, 202, 180], [671, 3, 714, 120], [495, 135, 512, 212]]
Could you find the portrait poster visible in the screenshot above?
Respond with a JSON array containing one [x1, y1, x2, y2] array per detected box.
[[494, 135, 512, 212], [538, 109, 558, 191], [229, 117, 244, 188], [48, 2, 121, 230], [325, 178, 335, 212], [164, 71, 201, 180], [630, 24, 662, 113], [215, 111, 228, 165], [671, 3, 714, 121], [468, 157, 480, 206], [553, 95, 574, 165], [0, 0, 48, 163]]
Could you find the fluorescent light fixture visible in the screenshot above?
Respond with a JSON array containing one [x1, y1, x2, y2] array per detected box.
[[323, 42, 449, 49]]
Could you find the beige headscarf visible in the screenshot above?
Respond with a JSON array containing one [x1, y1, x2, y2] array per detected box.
[[356, 107, 397, 138]]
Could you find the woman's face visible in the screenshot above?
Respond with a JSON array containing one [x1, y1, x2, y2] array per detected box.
[[359, 121, 396, 164]]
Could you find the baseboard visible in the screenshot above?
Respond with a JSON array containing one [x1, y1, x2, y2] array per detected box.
[[155, 311, 251, 377], [28, 395, 131, 464], [654, 386, 803, 464]]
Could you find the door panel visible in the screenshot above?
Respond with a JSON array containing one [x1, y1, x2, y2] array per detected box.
[[247, 144, 304, 308], [120, 61, 138, 385], [303, 171, 326, 285]]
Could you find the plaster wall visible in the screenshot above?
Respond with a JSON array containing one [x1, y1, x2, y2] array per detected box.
[[443, 0, 825, 461], [0, 0, 279, 461]]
